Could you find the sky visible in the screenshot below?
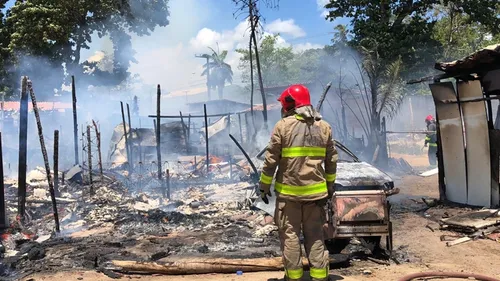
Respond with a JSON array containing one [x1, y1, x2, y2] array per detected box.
[[2, 0, 350, 92]]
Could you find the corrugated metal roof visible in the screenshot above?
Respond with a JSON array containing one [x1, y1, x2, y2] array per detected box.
[[435, 44, 500, 74]]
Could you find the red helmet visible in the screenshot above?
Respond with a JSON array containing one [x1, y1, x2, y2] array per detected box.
[[425, 115, 434, 122], [278, 84, 311, 112]]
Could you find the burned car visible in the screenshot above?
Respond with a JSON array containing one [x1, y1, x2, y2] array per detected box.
[[254, 141, 397, 255]]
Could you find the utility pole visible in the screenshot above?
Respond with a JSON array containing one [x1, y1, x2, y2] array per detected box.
[[195, 54, 211, 101]]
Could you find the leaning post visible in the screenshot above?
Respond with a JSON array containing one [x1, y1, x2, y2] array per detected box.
[[120, 102, 131, 172], [27, 80, 60, 232], [53, 130, 60, 197], [127, 103, 134, 169]]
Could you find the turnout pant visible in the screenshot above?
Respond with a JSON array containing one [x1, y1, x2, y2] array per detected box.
[[275, 199, 329, 281], [428, 146, 437, 166]]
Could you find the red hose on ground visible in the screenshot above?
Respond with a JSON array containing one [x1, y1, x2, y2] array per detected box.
[[397, 272, 500, 281]]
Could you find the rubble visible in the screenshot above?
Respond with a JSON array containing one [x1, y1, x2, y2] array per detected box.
[[436, 209, 500, 247], [0, 164, 284, 280]]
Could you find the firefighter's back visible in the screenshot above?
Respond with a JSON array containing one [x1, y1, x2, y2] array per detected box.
[[274, 114, 332, 202]]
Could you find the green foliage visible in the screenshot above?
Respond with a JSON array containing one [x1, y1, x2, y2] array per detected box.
[[322, 0, 499, 152], [324, 0, 500, 80], [0, 0, 12, 96], [432, 3, 500, 61], [236, 34, 295, 87], [0, 0, 170, 98], [201, 46, 234, 99]]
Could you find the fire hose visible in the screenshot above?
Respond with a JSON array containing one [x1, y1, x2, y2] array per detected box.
[[397, 272, 500, 281]]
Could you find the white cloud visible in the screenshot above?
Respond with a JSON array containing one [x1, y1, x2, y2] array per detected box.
[[293, 43, 324, 53], [189, 21, 249, 53], [316, 0, 329, 9], [84, 0, 323, 104], [265, 19, 306, 38], [317, 0, 329, 18]]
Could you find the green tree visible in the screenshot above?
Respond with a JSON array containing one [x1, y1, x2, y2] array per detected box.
[[3, 0, 170, 98], [323, 0, 500, 156], [0, 0, 13, 97], [236, 34, 295, 88], [201, 47, 234, 99], [324, 0, 500, 79], [432, 3, 500, 61]]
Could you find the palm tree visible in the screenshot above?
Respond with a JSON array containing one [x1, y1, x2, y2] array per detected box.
[[201, 46, 233, 99]]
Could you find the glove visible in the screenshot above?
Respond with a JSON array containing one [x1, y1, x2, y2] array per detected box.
[[327, 183, 335, 198], [260, 188, 271, 204]]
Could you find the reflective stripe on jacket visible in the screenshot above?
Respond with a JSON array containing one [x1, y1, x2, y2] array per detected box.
[[425, 122, 437, 146], [259, 112, 338, 202]]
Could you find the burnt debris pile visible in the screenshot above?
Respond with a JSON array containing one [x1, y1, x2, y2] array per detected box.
[[0, 163, 283, 279]]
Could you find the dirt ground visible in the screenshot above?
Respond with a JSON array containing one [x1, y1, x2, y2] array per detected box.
[[23, 174, 500, 281], [390, 152, 431, 169]]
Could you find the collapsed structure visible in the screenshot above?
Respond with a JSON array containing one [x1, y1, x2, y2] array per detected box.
[[413, 44, 500, 207]]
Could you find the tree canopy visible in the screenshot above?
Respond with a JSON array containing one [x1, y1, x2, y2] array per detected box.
[[0, 0, 170, 99], [236, 34, 341, 89], [324, 0, 500, 78], [201, 47, 234, 99], [236, 34, 294, 88]]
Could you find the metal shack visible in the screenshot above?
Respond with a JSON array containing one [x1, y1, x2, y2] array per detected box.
[[413, 44, 500, 207]]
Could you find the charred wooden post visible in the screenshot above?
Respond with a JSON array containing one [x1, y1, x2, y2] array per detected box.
[[86, 125, 93, 194], [27, 81, 60, 232], [72, 76, 79, 165], [179, 111, 188, 153], [166, 169, 171, 200], [92, 120, 104, 181], [80, 125, 85, 174], [238, 113, 243, 143], [156, 85, 164, 197], [53, 130, 60, 197], [380, 117, 389, 168], [244, 114, 250, 143], [62, 172, 65, 185], [227, 113, 233, 180], [127, 103, 134, 168], [187, 114, 191, 144], [121, 102, 131, 168], [0, 133, 6, 229], [204, 104, 210, 176], [17, 77, 28, 220]]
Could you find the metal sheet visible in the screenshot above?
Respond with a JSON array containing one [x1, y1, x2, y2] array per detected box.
[[482, 69, 500, 93], [253, 184, 276, 216], [441, 209, 500, 229], [458, 81, 491, 207], [335, 162, 393, 187], [430, 82, 468, 204], [334, 195, 386, 222]]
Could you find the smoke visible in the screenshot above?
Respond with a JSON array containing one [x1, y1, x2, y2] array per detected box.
[[1, 0, 348, 180]]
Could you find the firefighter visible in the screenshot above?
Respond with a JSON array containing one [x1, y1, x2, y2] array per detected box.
[[424, 115, 438, 166], [259, 84, 338, 281]]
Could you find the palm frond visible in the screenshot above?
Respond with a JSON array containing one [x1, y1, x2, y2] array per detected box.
[[376, 57, 404, 119], [220, 50, 228, 61]]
